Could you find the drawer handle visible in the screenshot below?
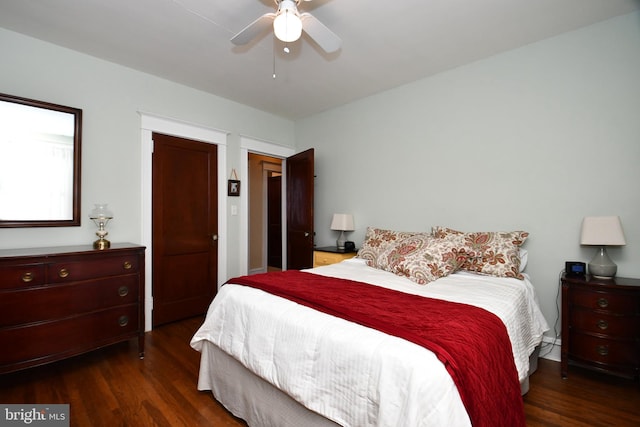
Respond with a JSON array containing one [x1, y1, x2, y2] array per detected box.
[[21, 272, 34, 283], [596, 319, 608, 330], [597, 298, 609, 309], [118, 315, 129, 327], [58, 268, 70, 278], [118, 286, 129, 297], [596, 345, 609, 357], [123, 261, 132, 270]]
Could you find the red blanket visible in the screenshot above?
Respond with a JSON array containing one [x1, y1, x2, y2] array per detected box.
[[229, 270, 525, 427]]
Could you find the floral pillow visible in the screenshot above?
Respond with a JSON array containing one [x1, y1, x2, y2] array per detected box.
[[375, 234, 468, 285], [432, 226, 528, 280], [357, 227, 426, 268]]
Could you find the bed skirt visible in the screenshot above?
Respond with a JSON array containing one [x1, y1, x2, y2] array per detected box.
[[198, 342, 541, 427], [198, 342, 341, 427]]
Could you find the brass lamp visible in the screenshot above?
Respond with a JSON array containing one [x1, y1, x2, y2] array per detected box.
[[89, 204, 113, 250]]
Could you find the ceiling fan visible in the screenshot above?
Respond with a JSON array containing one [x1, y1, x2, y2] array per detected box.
[[231, 0, 341, 53]]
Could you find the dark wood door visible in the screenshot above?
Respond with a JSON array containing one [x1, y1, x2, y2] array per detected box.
[[152, 133, 218, 326], [267, 175, 282, 269], [286, 149, 314, 270]]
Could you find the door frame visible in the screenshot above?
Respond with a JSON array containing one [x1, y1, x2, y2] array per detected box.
[[140, 112, 228, 331], [239, 136, 295, 275]]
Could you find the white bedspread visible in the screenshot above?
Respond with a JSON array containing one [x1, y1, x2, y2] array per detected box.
[[191, 259, 549, 427]]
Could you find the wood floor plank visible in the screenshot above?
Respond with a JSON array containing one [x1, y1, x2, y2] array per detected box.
[[1, 316, 638, 426], [524, 358, 640, 426]]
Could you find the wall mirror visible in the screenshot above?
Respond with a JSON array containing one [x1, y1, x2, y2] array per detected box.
[[0, 93, 82, 227]]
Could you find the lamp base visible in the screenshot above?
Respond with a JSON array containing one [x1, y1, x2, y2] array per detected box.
[[336, 230, 346, 250], [94, 238, 111, 250], [588, 246, 617, 279]]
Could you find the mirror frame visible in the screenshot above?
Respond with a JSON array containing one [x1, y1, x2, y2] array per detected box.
[[0, 93, 82, 228]]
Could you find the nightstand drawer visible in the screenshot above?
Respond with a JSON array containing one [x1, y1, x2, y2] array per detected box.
[[571, 288, 638, 314], [569, 333, 638, 367], [570, 308, 637, 338], [313, 251, 356, 267]]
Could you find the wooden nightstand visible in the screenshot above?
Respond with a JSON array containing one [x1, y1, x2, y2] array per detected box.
[[313, 246, 357, 267], [561, 273, 640, 380]]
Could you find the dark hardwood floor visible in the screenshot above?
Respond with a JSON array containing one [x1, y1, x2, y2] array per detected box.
[[1, 316, 638, 426]]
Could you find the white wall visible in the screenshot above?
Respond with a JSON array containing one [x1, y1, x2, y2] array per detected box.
[[0, 27, 295, 280], [297, 12, 640, 342]]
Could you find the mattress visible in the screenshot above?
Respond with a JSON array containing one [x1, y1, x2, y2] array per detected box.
[[191, 258, 549, 426]]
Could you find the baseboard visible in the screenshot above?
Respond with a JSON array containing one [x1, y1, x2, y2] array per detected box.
[[538, 335, 561, 362]]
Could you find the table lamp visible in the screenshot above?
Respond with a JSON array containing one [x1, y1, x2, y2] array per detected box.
[[330, 213, 354, 250], [580, 216, 626, 279], [89, 204, 114, 250]]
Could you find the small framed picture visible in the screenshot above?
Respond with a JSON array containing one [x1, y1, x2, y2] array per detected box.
[[228, 180, 240, 197]]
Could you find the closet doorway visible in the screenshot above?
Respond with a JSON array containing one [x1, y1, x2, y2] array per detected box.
[[248, 153, 282, 274]]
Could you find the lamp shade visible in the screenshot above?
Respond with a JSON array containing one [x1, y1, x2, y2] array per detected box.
[[330, 213, 354, 231], [580, 216, 626, 246], [89, 203, 114, 221], [273, 0, 302, 43]]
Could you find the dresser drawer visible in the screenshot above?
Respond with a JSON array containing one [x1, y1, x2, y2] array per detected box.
[[571, 288, 638, 314], [570, 307, 637, 338], [0, 304, 139, 368], [0, 275, 139, 327], [0, 263, 46, 290], [48, 254, 140, 283], [569, 333, 638, 368]]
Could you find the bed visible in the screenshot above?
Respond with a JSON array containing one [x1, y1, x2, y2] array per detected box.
[[191, 227, 549, 427]]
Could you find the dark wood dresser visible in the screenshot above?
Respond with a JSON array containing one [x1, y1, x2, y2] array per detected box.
[[561, 273, 640, 380], [0, 243, 145, 374]]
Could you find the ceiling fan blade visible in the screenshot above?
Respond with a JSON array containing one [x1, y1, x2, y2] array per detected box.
[[231, 13, 276, 46], [300, 13, 341, 53]]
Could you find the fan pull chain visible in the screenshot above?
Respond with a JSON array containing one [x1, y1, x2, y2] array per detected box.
[[272, 39, 292, 79], [273, 44, 277, 79]]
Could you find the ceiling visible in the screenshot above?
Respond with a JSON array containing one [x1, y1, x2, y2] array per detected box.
[[1, 0, 638, 120]]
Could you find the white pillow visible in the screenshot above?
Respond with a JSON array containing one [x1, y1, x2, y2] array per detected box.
[[519, 249, 528, 272]]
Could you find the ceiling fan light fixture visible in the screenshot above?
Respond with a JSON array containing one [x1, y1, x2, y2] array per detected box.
[[273, 0, 302, 43]]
